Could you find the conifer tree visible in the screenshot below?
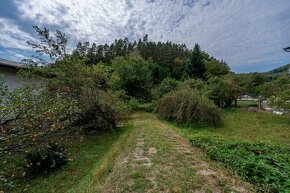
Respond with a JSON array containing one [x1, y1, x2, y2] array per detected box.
[[185, 43, 206, 79]]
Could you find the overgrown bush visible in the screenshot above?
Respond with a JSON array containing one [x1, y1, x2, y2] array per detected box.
[[24, 143, 68, 176], [157, 89, 223, 126], [98, 90, 130, 121], [154, 78, 178, 98], [177, 78, 207, 94], [191, 136, 290, 192], [75, 103, 116, 133], [126, 98, 141, 111], [144, 103, 155, 112]]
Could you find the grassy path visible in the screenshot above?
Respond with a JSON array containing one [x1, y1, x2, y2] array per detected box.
[[96, 112, 253, 193]]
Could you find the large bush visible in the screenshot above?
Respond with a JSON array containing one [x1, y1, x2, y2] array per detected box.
[[157, 89, 223, 126], [75, 103, 116, 133]]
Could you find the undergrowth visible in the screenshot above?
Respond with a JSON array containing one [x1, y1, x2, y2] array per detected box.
[[190, 136, 290, 192]]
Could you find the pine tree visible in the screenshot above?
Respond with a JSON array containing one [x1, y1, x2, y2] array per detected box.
[[185, 43, 206, 79]]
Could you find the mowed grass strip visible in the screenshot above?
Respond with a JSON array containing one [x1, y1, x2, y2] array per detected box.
[[98, 112, 252, 193]]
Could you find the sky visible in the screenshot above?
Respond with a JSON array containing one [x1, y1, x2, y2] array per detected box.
[[0, 0, 290, 73]]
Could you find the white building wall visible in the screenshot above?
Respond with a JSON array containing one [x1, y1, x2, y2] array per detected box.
[[0, 66, 22, 91]]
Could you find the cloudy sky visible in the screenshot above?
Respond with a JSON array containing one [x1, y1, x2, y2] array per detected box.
[[0, 0, 290, 72]]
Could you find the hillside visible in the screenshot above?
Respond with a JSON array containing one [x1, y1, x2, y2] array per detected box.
[[268, 63, 290, 74], [265, 63, 290, 79]]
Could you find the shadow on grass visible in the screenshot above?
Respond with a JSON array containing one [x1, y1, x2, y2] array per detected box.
[[1, 124, 132, 193]]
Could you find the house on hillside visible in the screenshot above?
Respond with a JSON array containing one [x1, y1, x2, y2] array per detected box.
[[0, 59, 23, 90]]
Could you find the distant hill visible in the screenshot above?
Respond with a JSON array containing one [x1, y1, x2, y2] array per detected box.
[[265, 64, 290, 80], [267, 63, 290, 74]]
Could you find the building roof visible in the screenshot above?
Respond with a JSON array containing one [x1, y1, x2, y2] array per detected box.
[[0, 58, 22, 69], [283, 47, 290, 52]]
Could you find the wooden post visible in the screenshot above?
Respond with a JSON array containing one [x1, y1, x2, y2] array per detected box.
[[258, 97, 262, 111]]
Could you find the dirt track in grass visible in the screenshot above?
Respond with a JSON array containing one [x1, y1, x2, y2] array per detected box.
[[97, 112, 253, 193]]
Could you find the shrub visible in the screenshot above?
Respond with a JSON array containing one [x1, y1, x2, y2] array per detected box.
[[157, 89, 223, 126], [127, 98, 140, 111], [24, 144, 68, 176], [144, 103, 155, 112], [98, 90, 130, 121], [177, 78, 206, 94], [154, 78, 178, 98], [75, 103, 116, 133], [190, 136, 290, 192]]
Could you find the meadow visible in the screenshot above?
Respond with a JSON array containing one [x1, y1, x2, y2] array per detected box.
[[164, 101, 290, 192], [2, 100, 289, 192]]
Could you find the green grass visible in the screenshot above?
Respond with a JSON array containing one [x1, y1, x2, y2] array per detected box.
[[162, 106, 290, 192], [98, 112, 252, 193], [237, 99, 259, 108], [167, 108, 290, 145], [0, 123, 133, 193]]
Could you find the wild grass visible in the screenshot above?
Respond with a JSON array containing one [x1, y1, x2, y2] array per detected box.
[[0, 123, 133, 193], [163, 101, 290, 192], [167, 107, 290, 145], [237, 99, 259, 108]]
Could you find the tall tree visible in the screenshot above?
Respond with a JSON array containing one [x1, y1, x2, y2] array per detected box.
[[185, 44, 206, 79]]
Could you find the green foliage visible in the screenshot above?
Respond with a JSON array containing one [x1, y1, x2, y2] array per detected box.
[[206, 75, 240, 108], [267, 64, 290, 80], [235, 73, 267, 96], [74, 103, 116, 133], [154, 78, 178, 98], [151, 65, 171, 84], [268, 89, 290, 112], [98, 90, 130, 121], [110, 56, 153, 99], [0, 55, 122, 158], [204, 59, 230, 79], [0, 171, 14, 191], [177, 78, 206, 94], [25, 26, 67, 63], [190, 136, 290, 192], [24, 143, 68, 176], [184, 44, 206, 79], [157, 89, 223, 126], [258, 75, 290, 98], [127, 98, 140, 111], [144, 103, 155, 112]]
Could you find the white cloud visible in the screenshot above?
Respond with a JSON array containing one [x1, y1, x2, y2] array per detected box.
[[1, 0, 290, 71], [0, 18, 36, 49]]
